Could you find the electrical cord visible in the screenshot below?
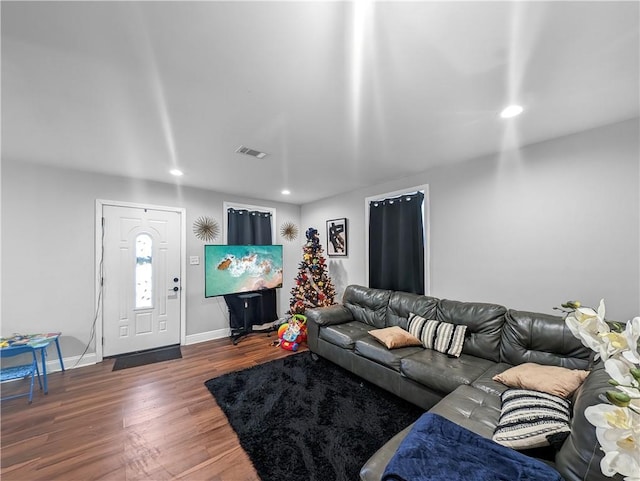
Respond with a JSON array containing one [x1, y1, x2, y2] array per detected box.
[[73, 217, 104, 368]]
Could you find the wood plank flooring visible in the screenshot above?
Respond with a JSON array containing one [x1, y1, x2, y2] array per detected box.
[[1, 334, 305, 481]]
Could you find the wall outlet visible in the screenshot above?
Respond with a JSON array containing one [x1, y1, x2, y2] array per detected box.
[[190, 256, 200, 265]]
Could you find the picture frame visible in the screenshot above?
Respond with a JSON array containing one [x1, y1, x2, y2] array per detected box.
[[326, 218, 348, 257]]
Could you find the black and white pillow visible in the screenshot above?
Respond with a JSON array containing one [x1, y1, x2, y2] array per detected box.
[[493, 389, 571, 450], [407, 312, 467, 358]]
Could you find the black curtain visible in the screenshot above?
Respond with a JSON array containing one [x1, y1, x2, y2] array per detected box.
[[224, 208, 278, 330], [369, 191, 425, 294]]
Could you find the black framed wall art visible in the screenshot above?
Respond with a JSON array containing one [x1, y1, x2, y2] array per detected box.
[[326, 218, 348, 257]]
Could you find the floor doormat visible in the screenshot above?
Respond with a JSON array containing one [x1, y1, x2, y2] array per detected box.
[[204, 351, 424, 481], [112, 345, 182, 371]]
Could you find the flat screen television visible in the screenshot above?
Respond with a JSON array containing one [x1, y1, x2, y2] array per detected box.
[[204, 244, 283, 298]]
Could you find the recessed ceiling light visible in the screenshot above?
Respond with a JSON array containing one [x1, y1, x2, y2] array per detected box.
[[500, 105, 524, 119], [281, 189, 291, 195], [169, 169, 184, 177]]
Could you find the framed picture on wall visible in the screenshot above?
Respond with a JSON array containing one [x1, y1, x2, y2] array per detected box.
[[326, 218, 348, 257]]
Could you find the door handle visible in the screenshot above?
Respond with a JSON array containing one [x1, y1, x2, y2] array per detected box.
[[169, 286, 179, 292]]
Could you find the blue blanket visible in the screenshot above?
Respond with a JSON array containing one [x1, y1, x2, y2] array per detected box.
[[382, 413, 563, 481]]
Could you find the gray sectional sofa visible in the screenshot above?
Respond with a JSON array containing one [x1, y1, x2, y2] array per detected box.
[[305, 284, 619, 481]]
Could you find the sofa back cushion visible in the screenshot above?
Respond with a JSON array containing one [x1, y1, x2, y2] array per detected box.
[[343, 285, 390, 328], [386, 292, 438, 329], [436, 299, 506, 362], [500, 310, 591, 369]]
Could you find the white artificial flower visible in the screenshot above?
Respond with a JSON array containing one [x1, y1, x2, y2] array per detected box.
[[586, 404, 631, 432], [600, 450, 640, 481], [600, 330, 630, 361], [622, 317, 640, 365], [574, 300, 608, 331], [605, 358, 640, 398], [565, 301, 640, 480], [586, 404, 640, 480], [565, 300, 610, 357], [599, 450, 620, 477]]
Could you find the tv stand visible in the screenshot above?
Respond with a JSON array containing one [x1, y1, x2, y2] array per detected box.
[[231, 292, 264, 345]]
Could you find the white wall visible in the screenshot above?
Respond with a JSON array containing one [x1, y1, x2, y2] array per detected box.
[[3, 119, 638, 365], [1, 162, 301, 360], [301, 119, 640, 321]]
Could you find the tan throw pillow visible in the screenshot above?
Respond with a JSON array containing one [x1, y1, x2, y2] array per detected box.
[[492, 363, 590, 398], [369, 326, 422, 349]]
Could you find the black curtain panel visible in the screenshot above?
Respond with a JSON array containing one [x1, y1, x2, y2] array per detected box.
[[226, 208, 273, 246], [369, 191, 425, 294], [224, 209, 278, 330]]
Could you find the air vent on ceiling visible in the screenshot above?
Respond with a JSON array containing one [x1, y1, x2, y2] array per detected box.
[[235, 145, 268, 159]]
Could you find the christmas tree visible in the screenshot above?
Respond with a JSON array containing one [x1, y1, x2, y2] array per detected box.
[[290, 227, 336, 315]]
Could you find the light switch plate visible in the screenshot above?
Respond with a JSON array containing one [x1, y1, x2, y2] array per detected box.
[[190, 256, 200, 265]]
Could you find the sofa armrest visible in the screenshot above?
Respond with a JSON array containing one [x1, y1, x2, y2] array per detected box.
[[360, 423, 414, 481], [306, 304, 353, 326], [555, 362, 624, 481]]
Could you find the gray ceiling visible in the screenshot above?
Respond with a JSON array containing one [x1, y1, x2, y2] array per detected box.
[[2, 1, 638, 205]]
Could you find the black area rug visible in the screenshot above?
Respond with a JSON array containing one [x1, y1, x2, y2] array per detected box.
[[204, 352, 424, 481], [112, 345, 182, 371]]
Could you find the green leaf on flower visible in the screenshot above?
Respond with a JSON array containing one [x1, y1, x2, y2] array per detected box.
[[605, 321, 623, 333], [606, 390, 631, 407], [561, 301, 581, 309]]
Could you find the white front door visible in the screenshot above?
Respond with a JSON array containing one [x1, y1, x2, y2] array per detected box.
[[102, 205, 182, 357]]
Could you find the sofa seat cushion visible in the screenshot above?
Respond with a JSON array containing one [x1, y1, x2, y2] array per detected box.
[[319, 320, 374, 349], [428, 385, 501, 440], [471, 363, 514, 396], [400, 350, 495, 394], [355, 336, 424, 372]]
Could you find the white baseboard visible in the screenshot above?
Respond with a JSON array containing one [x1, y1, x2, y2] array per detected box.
[[42, 331, 229, 371], [46, 352, 98, 372], [185, 328, 231, 345]]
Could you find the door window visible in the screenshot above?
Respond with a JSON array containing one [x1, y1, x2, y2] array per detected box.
[[135, 233, 153, 308]]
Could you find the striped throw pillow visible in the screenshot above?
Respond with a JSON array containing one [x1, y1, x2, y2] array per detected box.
[[493, 389, 571, 450], [407, 312, 467, 358]]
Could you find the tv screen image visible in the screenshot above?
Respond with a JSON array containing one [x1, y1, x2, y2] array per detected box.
[[204, 244, 283, 298]]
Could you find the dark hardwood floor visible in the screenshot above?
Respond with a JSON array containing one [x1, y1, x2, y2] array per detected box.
[[1, 334, 305, 481]]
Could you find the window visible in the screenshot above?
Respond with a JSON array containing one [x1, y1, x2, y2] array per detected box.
[[365, 185, 430, 295], [223, 202, 276, 244], [135, 233, 153, 308]]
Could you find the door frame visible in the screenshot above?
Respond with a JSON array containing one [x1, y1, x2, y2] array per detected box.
[[95, 199, 187, 362]]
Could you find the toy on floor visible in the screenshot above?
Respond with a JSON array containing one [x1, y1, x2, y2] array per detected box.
[[275, 314, 307, 351]]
